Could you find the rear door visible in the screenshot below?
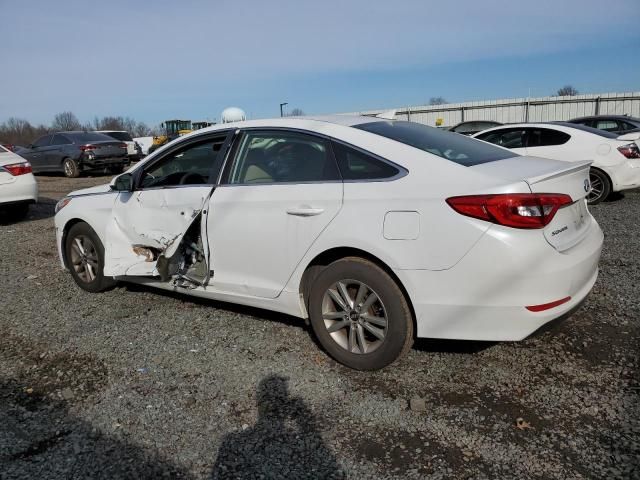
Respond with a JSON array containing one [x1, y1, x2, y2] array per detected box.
[[103, 131, 232, 277], [49, 134, 72, 169], [207, 129, 343, 298]]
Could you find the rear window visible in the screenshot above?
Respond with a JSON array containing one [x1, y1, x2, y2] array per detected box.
[[551, 122, 618, 138], [354, 121, 515, 166], [66, 132, 116, 143], [102, 131, 133, 142]]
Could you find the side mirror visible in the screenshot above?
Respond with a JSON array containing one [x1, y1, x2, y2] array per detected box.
[[111, 172, 134, 192]]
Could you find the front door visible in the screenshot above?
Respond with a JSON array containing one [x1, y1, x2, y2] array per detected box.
[[103, 132, 232, 278], [23, 135, 52, 172], [207, 129, 343, 298]]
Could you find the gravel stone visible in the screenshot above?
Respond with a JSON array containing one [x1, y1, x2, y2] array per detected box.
[[0, 176, 638, 479]]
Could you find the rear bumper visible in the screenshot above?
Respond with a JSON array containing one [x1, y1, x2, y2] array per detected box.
[[606, 159, 640, 192], [80, 157, 129, 170], [0, 174, 38, 205], [398, 217, 603, 341]]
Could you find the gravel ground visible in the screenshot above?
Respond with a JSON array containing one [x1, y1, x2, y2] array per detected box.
[[1, 174, 638, 479]]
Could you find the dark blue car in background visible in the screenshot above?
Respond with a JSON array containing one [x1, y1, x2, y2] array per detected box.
[[17, 131, 129, 177]]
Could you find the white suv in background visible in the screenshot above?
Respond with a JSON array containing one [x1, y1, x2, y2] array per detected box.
[[0, 144, 38, 220], [97, 130, 141, 162]]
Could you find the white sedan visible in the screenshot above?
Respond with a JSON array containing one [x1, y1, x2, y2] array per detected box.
[[0, 144, 38, 220], [473, 122, 640, 204], [54, 116, 603, 370]]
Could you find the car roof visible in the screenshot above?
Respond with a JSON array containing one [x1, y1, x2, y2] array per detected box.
[[570, 115, 640, 122], [473, 122, 619, 139]]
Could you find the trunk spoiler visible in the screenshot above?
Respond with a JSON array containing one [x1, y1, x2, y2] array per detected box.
[[618, 132, 640, 142], [525, 160, 592, 186]]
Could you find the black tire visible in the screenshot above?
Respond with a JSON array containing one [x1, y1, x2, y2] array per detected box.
[[64, 222, 115, 292], [62, 157, 80, 178], [587, 168, 611, 205], [308, 257, 413, 370]]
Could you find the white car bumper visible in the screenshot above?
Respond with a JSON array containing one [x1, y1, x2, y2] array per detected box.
[[397, 217, 603, 341], [0, 171, 38, 206], [606, 158, 640, 192]]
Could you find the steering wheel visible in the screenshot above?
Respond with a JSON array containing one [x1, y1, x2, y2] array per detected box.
[[179, 172, 206, 185]]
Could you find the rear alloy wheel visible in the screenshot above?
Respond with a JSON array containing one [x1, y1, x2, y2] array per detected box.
[[63, 158, 80, 178], [308, 257, 413, 370], [587, 168, 611, 205], [65, 222, 115, 292]]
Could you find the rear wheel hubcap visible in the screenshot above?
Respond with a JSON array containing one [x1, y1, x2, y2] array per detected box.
[[322, 280, 388, 354]]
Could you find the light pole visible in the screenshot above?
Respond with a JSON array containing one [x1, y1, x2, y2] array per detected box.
[[280, 102, 288, 117]]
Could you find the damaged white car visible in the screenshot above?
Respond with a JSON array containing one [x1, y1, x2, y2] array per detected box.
[[55, 116, 603, 370]]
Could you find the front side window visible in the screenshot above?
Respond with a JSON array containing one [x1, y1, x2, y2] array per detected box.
[[476, 128, 526, 149], [141, 136, 227, 188], [228, 131, 339, 184], [332, 142, 400, 180], [33, 135, 52, 147], [355, 121, 516, 166], [526, 128, 571, 147]]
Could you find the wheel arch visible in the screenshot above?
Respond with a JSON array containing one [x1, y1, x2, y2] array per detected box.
[[298, 246, 417, 334]]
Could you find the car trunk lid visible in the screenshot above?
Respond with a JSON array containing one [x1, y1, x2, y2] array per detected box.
[[471, 156, 593, 251], [87, 141, 127, 158]]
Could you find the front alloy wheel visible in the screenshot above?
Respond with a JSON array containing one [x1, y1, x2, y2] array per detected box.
[[69, 235, 99, 283], [65, 222, 115, 292]]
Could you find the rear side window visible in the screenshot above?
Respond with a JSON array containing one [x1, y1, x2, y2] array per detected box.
[[228, 131, 339, 184], [527, 128, 571, 147], [67, 132, 115, 143], [355, 121, 515, 166], [332, 142, 400, 180], [594, 120, 618, 132], [103, 131, 133, 142], [52, 134, 71, 145], [476, 128, 526, 149]]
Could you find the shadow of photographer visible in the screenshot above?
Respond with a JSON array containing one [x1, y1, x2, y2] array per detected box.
[[211, 374, 344, 479]]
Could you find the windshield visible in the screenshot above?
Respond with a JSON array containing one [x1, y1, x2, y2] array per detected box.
[[354, 120, 515, 166]]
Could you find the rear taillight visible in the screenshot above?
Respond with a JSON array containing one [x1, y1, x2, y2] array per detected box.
[[617, 143, 640, 159], [3, 162, 32, 176], [79, 144, 96, 151], [119, 143, 127, 149], [446, 193, 573, 229]]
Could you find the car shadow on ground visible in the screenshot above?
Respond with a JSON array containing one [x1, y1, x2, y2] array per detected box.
[[0, 197, 57, 225], [210, 374, 345, 479], [121, 282, 497, 358], [0, 376, 190, 479]]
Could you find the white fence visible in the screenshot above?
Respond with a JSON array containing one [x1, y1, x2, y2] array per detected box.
[[345, 92, 640, 127]]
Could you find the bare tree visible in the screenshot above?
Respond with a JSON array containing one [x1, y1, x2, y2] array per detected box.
[[51, 111, 81, 131], [429, 97, 448, 105], [286, 108, 305, 117], [132, 122, 151, 137], [556, 85, 579, 96]]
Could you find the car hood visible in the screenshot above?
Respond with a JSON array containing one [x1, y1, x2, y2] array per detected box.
[[69, 183, 112, 197]]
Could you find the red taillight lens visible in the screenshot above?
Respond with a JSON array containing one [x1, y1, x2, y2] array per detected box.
[[526, 296, 571, 312], [446, 193, 573, 229], [79, 144, 96, 151], [119, 143, 127, 149], [3, 162, 32, 176], [617, 143, 640, 159]]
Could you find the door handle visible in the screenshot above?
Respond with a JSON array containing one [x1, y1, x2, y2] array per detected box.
[[286, 206, 324, 217]]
